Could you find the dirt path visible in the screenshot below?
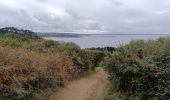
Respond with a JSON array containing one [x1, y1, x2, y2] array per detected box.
[[48, 72, 108, 100]]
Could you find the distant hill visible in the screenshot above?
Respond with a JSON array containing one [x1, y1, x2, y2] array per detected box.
[[37, 32, 89, 38], [0, 27, 41, 39]]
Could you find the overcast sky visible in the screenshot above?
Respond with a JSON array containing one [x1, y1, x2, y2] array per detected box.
[[0, 0, 170, 34]]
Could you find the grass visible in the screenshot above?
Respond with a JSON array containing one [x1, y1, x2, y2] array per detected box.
[[104, 82, 140, 100], [94, 67, 105, 72], [103, 83, 124, 100]]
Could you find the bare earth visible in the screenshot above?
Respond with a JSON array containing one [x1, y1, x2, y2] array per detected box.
[[48, 72, 108, 100]]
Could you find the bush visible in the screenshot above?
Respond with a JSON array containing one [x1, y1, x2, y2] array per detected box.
[[0, 32, 103, 99], [106, 37, 170, 100]]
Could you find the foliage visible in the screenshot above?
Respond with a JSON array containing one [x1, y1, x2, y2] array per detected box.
[[106, 37, 170, 100], [0, 29, 106, 99], [0, 27, 40, 39], [86, 47, 116, 53]]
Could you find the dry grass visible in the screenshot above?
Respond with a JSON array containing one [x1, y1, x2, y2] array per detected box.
[[0, 33, 107, 99], [0, 45, 84, 99]]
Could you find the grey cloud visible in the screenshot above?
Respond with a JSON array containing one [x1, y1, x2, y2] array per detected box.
[[108, 0, 123, 6], [0, 0, 170, 34]]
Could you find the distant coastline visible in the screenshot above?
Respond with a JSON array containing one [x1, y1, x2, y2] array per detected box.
[[38, 33, 170, 38]]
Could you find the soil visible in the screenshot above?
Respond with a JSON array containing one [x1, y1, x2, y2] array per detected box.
[[48, 72, 108, 100]]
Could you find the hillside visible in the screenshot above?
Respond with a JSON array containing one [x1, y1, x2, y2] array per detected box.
[[1, 27, 170, 100], [0, 27, 41, 39], [0, 27, 107, 100]]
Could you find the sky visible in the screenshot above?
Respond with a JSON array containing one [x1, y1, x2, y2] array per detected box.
[[0, 0, 170, 34]]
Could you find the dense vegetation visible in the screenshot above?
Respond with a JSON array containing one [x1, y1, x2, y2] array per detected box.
[[86, 47, 116, 53], [105, 38, 170, 100], [0, 28, 106, 100], [0, 27, 40, 39], [1, 27, 170, 100]]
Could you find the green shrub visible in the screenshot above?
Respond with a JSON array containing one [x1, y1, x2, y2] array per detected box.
[[106, 38, 170, 100]]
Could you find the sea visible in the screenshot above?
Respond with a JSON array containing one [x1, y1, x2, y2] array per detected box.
[[44, 34, 170, 48]]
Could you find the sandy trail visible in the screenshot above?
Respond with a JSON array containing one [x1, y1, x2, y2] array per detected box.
[[48, 72, 108, 100]]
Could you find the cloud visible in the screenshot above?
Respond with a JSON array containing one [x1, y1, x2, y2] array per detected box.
[[154, 10, 169, 15], [0, 0, 170, 34]]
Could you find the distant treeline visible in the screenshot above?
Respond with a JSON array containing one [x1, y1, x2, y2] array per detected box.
[[86, 47, 116, 53], [0, 27, 41, 39]]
